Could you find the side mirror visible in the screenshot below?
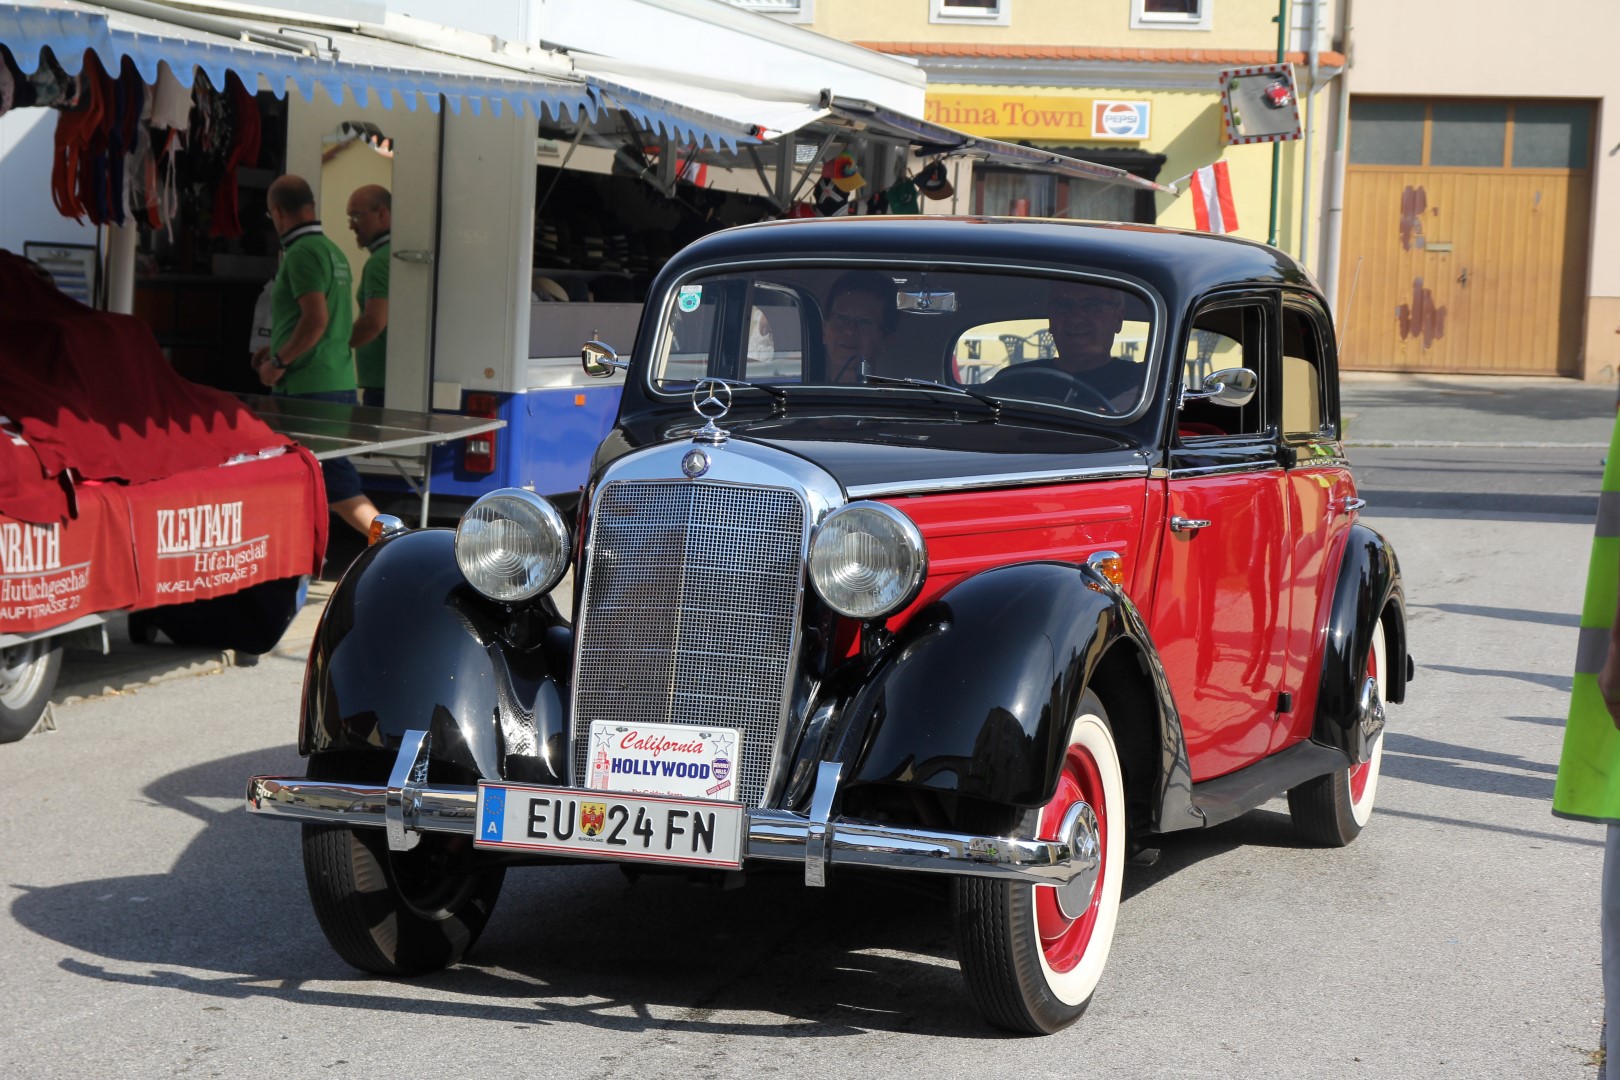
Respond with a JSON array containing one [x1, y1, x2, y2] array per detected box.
[[581, 340, 628, 378], [1181, 366, 1257, 409]]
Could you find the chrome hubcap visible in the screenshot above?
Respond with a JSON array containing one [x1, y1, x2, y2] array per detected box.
[[1054, 800, 1101, 920], [0, 641, 47, 709]]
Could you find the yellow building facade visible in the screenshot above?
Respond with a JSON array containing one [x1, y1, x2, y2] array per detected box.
[[731, 0, 1620, 380], [732, 0, 1343, 270]]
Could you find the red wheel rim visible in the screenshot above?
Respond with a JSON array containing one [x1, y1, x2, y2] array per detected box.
[[1035, 743, 1107, 974], [1349, 641, 1378, 802]]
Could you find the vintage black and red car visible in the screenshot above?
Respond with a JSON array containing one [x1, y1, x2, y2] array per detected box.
[[247, 217, 1409, 1035]]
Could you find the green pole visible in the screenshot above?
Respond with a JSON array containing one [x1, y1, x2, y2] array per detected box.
[[1268, 0, 1289, 247]]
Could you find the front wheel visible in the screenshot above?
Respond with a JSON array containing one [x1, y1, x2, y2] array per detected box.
[[0, 637, 63, 744], [1288, 614, 1389, 846], [953, 691, 1126, 1034], [301, 822, 505, 975]]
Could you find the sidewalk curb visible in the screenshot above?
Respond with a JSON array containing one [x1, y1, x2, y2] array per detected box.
[[1346, 441, 1608, 450]]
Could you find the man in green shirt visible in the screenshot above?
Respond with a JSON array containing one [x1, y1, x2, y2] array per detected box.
[[347, 184, 391, 408], [253, 174, 378, 536]]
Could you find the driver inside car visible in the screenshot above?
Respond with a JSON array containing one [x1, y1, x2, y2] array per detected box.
[[987, 280, 1141, 412], [820, 271, 895, 384]]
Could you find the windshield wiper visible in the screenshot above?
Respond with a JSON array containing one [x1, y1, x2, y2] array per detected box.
[[666, 378, 789, 415], [864, 375, 1003, 420]]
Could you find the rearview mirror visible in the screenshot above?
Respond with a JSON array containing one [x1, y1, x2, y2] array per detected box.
[[1181, 366, 1257, 409], [897, 289, 957, 314], [581, 340, 628, 377]]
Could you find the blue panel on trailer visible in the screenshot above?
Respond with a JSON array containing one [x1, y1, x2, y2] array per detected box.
[[428, 385, 623, 500]]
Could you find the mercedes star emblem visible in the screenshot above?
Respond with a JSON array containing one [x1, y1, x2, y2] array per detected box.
[[690, 378, 733, 446], [692, 378, 733, 422], [681, 448, 710, 478]]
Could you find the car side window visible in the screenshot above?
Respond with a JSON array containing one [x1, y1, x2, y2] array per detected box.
[[660, 291, 722, 384], [1282, 301, 1335, 439], [746, 283, 807, 381], [1178, 302, 1268, 439]]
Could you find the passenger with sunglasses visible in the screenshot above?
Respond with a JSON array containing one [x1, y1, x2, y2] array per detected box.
[[820, 271, 895, 384], [988, 280, 1141, 412]]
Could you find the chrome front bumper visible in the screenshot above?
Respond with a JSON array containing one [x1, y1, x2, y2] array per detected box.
[[246, 732, 1099, 893]]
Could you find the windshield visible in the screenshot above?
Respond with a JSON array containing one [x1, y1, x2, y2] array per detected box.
[[650, 267, 1157, 417]]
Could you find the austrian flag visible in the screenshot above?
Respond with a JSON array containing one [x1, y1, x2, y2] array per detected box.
[[1189, 161, 1239, 235]]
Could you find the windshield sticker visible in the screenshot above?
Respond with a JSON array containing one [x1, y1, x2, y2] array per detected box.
[[677, 286, 703, 312]]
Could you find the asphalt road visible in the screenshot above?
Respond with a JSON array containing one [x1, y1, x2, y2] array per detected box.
[[0, 442, 1607, 1079]]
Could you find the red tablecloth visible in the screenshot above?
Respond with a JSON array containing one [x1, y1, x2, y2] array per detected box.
[[0, 449, 327, 635]]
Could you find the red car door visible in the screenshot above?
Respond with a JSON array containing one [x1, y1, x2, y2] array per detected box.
[[1272, 294, 1360, 750], [1149, 296, 1290, 782]]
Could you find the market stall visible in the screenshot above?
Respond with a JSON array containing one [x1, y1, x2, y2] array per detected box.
[[0, 248, 327, 740]]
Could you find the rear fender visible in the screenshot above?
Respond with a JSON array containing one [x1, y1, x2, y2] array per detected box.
[[1313, 523, 1408, 762], [299, 529, 572, 784], [844, 561, 1193, 826]]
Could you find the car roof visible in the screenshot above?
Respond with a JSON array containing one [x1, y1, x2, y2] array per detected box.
[[662, 216, 1321, 305]]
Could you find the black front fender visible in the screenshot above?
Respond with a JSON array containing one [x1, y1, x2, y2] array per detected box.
[[299, 529, 572, 784], [1313, 522, 1407, 761], [845, 561, 1192, 821]]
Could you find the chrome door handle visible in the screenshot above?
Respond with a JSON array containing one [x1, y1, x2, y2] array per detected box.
[[1335, 497, 1366, 516], [1170, 516, 1211, 533]]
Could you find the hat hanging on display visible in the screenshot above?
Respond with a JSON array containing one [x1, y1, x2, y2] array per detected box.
[[864, 189, 889, 215], [918, 160, 954, 200], [788, 201, 817, 218], [823, 153, 865, 193], [532, 275, 569, 303], [886, 176, 921, 214], [813, 177, 850, 216]]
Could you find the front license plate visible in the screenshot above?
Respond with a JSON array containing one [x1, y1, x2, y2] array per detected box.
[[474, 783, 745, 869]]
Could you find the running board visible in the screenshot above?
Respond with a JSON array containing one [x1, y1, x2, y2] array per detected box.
[[1189, 742, 1349, 828]]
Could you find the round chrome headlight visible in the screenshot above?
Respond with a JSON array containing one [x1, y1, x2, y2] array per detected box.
[[809, 502, 927, 620], [454, 488, 570, 603]]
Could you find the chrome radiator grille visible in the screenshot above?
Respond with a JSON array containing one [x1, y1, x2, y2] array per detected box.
[[571, 480, 808, 808]]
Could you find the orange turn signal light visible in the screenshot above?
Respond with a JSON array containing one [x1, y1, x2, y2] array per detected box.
[[1086, 550, 1125, 588], [367, 514, 406, 547]]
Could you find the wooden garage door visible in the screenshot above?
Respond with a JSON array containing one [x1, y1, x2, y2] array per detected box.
[[1338, 98, 1593, 375]]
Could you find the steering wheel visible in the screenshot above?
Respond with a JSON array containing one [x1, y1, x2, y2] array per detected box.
[[988, 366, 1117, 413]]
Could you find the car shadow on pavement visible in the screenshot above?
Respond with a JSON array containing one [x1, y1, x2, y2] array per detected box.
[[6, 747, 1000, 1038], [12, 745, 1373, 1038]]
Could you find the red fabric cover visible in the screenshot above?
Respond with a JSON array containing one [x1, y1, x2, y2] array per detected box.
[[125, 448, 327, 610], [0, 449, 326, 634], [0, 483, 139, 634], [0, 421, 74, 525], [0, 250, 290, 521]]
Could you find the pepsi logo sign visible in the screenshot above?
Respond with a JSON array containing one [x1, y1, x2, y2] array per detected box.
[[1091, 101, 1150, 140]]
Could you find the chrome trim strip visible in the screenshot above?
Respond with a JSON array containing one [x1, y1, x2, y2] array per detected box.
[[1168, 461, 1285, 480], [245, 772, 1094, 886], [847, 462, 1151, 499]]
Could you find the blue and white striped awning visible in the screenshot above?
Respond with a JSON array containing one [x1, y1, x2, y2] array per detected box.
[[0, 0, 765, 147]]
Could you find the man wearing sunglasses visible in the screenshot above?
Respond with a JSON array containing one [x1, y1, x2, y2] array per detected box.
[[988, 280, 1140, 412], [820, 271, 895, 384]]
